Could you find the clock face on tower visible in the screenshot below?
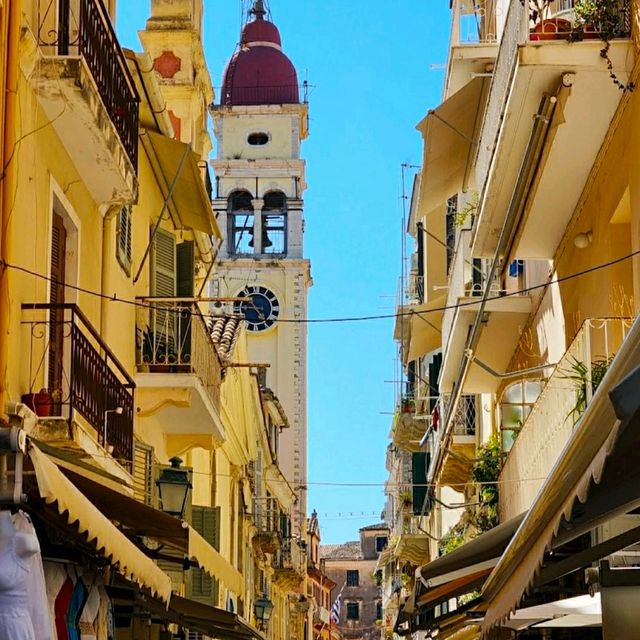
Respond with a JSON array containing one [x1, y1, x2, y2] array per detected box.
[[234, 286, 280, 332]]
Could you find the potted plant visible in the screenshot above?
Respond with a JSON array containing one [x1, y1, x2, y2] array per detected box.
[[400, 396, 414, 414], [529, 0, 573, 41], [572, 0, 634, 91], [21, 388, 52, 417]]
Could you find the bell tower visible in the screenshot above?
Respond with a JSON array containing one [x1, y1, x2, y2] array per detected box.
[[211, 1, 311, 529]]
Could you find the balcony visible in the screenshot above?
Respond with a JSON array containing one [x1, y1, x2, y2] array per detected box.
[[135, 300, 225, 455], [21, 304, 134, 472], [273, 537, 306, 589], [438, 394, 478, 488], [24, 0, 139, 204], [472, 0, 632, 259], [446, 0, 500, 95], [440, 230, 532, 393], [251, 497, 283, 555], [393, 513, 431, 566], [499, 317, 632, 521]]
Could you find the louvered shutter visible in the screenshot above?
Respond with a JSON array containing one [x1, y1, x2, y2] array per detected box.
[[151, 227, 176, 347], [117, 206, 132, 275], [191, 506, 221, 603], [48, 213, 66, 412], [133, 441, 154, 505], [412, 452, 428, 516], [429, 354, 442, 412], [176, 241, 194, 362]]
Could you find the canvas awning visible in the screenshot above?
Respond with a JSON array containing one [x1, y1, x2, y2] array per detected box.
[[406, 294, 447, 363], [134, 589, 265, 640], [56, 463, 244, 595], [396, 515, 524, 635], [30, 445, 173, 603], [141, 130, 219, 238], [481, 315, 640, 631], [416, 78, 488, 214]]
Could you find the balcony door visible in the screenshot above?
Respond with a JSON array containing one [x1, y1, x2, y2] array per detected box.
[[49, 212, 67, 414]]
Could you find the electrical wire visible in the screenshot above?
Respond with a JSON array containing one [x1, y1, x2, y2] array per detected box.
[[3, 247, 640, 324]]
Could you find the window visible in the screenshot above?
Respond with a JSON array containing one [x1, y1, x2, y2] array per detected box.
[[375, 536, 388, 553], [190, 506, 221, 603], [262, 191, 287, 255], [248, 132, 269, 146], [228, 191, 254, 255], [445, 195, 458, 275], [117, 205, 132, 275], [376, 602, 382, 621], [346, 570, 359, 587], [346, 602, 359, 620]]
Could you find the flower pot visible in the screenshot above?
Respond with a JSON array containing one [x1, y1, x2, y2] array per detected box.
[[21, 392, 51, 417], [530, 18, 572, 41]]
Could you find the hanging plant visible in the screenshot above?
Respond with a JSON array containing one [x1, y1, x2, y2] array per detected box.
[[572, 0, 634, 92]]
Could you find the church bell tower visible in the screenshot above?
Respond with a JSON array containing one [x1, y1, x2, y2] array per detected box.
[[211, 0, 311, 528]]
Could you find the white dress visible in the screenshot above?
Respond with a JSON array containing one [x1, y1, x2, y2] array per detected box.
[[0, 511, 51, 640]]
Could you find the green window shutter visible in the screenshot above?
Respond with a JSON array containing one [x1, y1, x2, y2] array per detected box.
[[412, 452, 428, 516], [429, 354, 442, 412], [176, 241, 195, 297], [191, 506, 222, 603], [151, 227, 176, 346]]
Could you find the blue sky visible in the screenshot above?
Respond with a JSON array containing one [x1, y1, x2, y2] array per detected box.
[[117, 0, 450, 544]]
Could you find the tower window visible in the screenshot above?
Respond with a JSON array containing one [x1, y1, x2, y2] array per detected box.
[[248, 132, 270, 146], [228, 191, 254, 256], [262, 191, 287, 255]]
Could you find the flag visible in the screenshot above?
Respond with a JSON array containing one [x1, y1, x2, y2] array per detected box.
[[330, 590, 342, 624], [431, 403, 440, 431]]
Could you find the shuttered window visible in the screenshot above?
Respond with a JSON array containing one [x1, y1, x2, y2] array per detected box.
[[190, 506, 221, 604], [151, 227, 176, 344], [48, 213, 66, 411], [117, 206, 132, 275], [133, 441, 154, 506], [412, 452, 429, 516]]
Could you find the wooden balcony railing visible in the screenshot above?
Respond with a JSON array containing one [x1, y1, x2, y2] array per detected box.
[[35, 0, 139, 169], [21, 304, 135, 464], [135, 299, 223, 412]]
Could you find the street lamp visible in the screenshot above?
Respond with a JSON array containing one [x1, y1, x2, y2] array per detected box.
[[156, 457, 192, 518], [103, 407, 123, 449], [254, 595, 274, 630]]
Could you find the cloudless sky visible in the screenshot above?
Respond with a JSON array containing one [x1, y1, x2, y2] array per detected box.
[[117, 0, 450, 544]]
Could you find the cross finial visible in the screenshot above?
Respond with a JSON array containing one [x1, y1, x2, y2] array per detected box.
[[251, 0, 266, 19]]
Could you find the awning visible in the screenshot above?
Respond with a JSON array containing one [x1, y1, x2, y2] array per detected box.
[[30, 445, 172, 603], [416, 78, 488, 214], [135, 589, 265, 640], [141, 130, 220, 238], [506, 593, 601, 631], [376, 546, 394, 570], [397, 515, 524, 633], [394, 533, 431, 567], [57, 464, 244, 595], [406, 294, 447, 363], [481, 315, 640, 630]]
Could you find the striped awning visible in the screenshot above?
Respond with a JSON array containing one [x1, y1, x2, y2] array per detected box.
[[30, 445, 172, 602]]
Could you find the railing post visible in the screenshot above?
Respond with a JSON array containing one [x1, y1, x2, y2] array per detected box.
[[584, 321, 593, 406]]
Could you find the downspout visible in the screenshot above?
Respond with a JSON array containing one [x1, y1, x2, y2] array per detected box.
[[0, 0, 20, 409], [430, 88, 561, 485]]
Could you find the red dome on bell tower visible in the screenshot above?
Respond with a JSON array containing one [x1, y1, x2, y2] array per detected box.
[[221, 1, 299, 106]]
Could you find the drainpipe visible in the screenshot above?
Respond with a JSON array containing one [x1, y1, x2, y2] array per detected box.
[[0, 0, 20, 411], [430, 87, 562, 485]]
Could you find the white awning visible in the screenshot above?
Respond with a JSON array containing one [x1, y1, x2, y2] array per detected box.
[[30, 445, 172, 603], [416, 78, 488, 214]]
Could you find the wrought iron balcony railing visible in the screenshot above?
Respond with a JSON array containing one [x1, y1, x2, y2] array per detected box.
[[21, 304, 135, 464], [35, 0, 139, 169], [273, 537, 306, 576], [135, 299, 223, 412]]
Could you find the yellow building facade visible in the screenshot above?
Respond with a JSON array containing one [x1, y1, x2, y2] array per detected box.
[[0, 1, 309, 639], [385, 1, 640, 639]]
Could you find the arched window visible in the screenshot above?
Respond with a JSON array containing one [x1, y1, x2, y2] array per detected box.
[[228, 190, 254, 255], [262, 191, 287, 255]]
